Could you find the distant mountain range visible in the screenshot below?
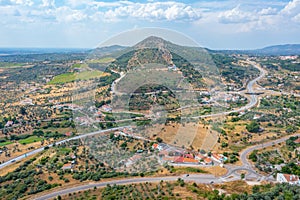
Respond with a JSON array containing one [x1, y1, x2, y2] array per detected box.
[[94, 42, 300, 56], [210, 44, 300, 56], [254, 44, 300, 55], [0, 48, 89, 56], [1, 43, 299, 57]]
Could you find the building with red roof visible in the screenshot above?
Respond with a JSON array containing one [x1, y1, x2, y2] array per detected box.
[[277, 173, 300, 185]]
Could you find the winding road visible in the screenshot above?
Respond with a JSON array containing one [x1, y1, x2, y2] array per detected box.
[[0, 127, 129, 170], [189, 60, 267, 119], [34, 174, 221, 200], [0, 60, 266, 171], [2, 60, 299, 199], [33, 132, 300, 200]]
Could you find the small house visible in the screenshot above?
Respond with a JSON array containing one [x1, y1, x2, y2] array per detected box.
[[277, 173, 300, 185]]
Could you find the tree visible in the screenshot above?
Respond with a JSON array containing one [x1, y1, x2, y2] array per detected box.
[[156, 137, 163, 143], [246, 121, 260, 133], [249, 151, 258, 162], [241, 173, 245, 179], [20, 107, 27, 115]]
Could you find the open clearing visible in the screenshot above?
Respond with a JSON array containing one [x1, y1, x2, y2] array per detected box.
[[0, 141, 13, 146], [145, 122, 217, 151], [48, 70, 107, 84], [19, 136, 43, 145]]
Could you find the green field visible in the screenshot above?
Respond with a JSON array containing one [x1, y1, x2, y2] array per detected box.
[[89, 57, 115, 63], [19, 136, 43, 145], [48, 70, 106, 84], [58, 147, 71, 155], [0, 62, 23, 68], [0, 141, 13, 147], [71, 63, 88, 68]]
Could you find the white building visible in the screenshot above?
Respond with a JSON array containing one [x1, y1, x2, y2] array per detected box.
[[276, 173, 300, 185]]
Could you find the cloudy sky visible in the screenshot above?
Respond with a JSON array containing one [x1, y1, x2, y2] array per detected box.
[[0, 0, 299, 49]]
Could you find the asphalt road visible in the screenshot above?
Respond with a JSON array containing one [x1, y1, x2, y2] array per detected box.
[[0, 61, 267, 170], [240, 133, 300, 170], [190, 60, 266, 119], [4, 60, 299, 199], [34, 174, 223, 200], [0, 126, 128, 170], [35, 132, 300, 200]]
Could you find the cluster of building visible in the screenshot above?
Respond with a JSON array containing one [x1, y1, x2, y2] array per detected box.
[[20, 98, 34, 106], [277, 173, 300, 185], [53, 103, 82, 111], [278, 55, 298, 60], [61, 153, 77, 171], [152, 143, 227, 166], [100, 105, 112, 112]]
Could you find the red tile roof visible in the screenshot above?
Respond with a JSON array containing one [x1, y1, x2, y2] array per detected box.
[[183, 158, 198, 163], [204, 157, 212, 164], [65, 132, 72, 137], [212, 154, 222, 160], [62, 163, 73, 169], [294, 138, 300, 144], [174, 156, 184, 163], [283, 174, 300, 182]]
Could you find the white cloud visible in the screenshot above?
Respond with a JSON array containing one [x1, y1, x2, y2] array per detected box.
[[293, 13, 300, 22], [99, 2, 201, 22], [259, 7, 277, 15], [41, 0, 55, 8], [93, 1, 127, 8], [281, 0, 300, 16], [11, 0, 33, 6], [0, 0, 299, 48], [55, 6, 87, 22], [66, 0, 92, 8], [216, 1, 300, 32], [218, 6, 255, 24]]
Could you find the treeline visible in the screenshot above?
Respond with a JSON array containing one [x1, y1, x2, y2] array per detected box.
[[1, 64, 68, 84], [172, 52, 203, 87], [97, 70, 120, 87], [96, 181, 300, 200], [0, 158, 60, 199]]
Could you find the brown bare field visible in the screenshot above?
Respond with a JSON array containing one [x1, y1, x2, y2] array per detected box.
[[214, 180, 252, 194], [145, 122, 218, 151], [200, 166, 228, 177], [0, 140, 51, 163]]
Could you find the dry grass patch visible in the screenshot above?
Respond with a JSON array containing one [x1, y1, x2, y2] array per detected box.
[[215, 180, 252, 194], [145, 122, 216, 151], [200, 166, 227, 177]]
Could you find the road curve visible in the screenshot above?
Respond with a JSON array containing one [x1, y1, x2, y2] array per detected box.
[[0, 126, 129, 170], [240, 133, 300, 170], [189, 60, 266, 120], [0, 61, 266, 170], [34, 133, 300, 200], [34, 174, 223, 200]]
